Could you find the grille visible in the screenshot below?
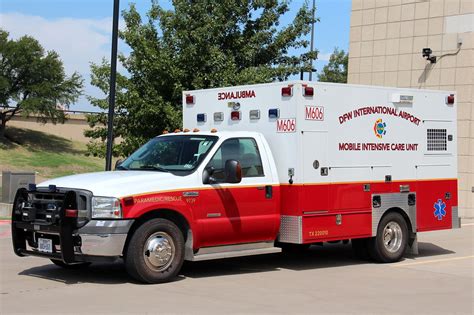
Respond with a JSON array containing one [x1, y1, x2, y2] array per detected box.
[[24, 192, 65, 223], [427, 129, 447, 151]]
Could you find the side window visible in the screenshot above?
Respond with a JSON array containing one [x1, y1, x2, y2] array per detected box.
[[206, 138, 264, 181]]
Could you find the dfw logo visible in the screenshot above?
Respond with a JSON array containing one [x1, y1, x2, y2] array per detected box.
[[373, 118, 387, 139]]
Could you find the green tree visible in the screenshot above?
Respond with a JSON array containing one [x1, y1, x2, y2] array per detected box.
[[0, 30, 83, 138], [317, 47, 348, 83], [87, 0, 317, 157]]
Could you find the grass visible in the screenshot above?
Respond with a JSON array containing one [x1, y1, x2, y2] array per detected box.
[[0, 127, 104, 181]]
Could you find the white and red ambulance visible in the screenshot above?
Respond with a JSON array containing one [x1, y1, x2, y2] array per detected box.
[[12, 81, 460, 283]]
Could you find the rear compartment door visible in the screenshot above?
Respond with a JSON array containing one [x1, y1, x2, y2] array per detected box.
[[416, 121, 456, 231]]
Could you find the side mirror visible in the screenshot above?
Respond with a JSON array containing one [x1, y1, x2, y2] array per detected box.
[[224, 160, 242, 184], [202, 167, 215, 185], [114, 159, 124, 170]]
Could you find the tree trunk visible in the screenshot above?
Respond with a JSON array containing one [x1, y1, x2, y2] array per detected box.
[[0, 115, 6, 138]]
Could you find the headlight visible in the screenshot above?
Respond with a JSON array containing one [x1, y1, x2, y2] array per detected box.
[[92, 197, 122, 219]]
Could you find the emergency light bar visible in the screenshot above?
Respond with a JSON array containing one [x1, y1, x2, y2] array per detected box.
[[197, 113, 206, 122], [268, 108, 280, 118], [303, 86, 314, 96], [186, 94, 195, 104], [249, 110, 260, 120], [446, 94, 455, 105], [231, 111, 241, 120], [281, 86, 292, 96], [214, 112, 224, 122]]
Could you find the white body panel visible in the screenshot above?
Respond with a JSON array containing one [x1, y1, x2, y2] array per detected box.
[[183, 81, 457, 184]]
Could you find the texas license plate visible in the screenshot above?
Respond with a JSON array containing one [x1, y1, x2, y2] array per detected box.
[[38, 238, 53, 253]]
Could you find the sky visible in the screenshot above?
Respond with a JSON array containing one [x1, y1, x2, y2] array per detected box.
[[0, 0, 351, 112]]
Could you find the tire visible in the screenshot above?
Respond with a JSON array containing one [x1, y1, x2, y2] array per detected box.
[[351, 238, 370, 260], [50, 259, 91, 269], [125, 218, 184, 284], [368, 212, 408, 263]]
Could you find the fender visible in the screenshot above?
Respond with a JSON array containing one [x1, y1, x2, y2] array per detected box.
[[120, 190, 199, 247]]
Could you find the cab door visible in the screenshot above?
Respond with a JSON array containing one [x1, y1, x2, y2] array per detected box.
[[194, 137, 279, 248]]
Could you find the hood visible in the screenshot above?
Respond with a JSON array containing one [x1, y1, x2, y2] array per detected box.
[[38, 171, 190, 198]]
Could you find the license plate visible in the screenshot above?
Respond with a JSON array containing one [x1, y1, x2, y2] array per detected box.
[[38, 238, 53, 253]]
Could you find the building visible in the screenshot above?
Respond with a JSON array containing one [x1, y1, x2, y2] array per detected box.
[[347, 0, 473, 217]]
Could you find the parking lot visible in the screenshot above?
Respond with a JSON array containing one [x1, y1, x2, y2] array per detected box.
[[1, 219, 473, 314]]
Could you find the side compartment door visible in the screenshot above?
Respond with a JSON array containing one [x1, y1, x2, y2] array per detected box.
[[195, 137, 279, 247], [302, 131, 330, 213]]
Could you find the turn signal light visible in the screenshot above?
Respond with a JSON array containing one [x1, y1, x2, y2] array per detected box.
[[65, 209, 78, 218], [281, 86, 292, 97], [186, 94, 194, 104], [446, 94, 455, 105]]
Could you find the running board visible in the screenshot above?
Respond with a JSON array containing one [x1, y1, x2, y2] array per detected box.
[[188, 241, 281, 262]]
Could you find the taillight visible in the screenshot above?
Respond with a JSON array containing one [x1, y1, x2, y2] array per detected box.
[[303, 86, 314, 96], [281, 86, 292, 97], [186, 94, 194, 104], [446, 94, 455, 105]]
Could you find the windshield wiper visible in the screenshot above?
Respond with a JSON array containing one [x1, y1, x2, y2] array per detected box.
[[116, 165, 128, 170], [136, 165, 170, 172]]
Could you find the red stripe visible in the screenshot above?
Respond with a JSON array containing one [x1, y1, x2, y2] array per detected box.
[[121, 179, 457, 246]]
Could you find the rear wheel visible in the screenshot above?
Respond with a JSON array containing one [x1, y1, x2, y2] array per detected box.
[[368, 212, 408, 263], [125, 218, 184, 284]]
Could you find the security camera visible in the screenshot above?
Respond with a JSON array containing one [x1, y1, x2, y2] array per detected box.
[[422, 48, 432, 58], [422, 48, 437, 64]]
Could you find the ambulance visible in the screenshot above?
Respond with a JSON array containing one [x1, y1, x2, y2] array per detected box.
[[11, 81, 460, 283]]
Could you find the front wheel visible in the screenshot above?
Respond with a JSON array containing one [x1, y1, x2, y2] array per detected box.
[[368, 212, 408, 263], [125, 218, 184, 284]]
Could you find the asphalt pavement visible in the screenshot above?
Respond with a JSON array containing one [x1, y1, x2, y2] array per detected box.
[[1, 219, 473, 314]]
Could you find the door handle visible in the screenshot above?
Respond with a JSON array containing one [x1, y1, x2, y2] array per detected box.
[[256, 186, 265, 190], [265, 185, 273, 199]]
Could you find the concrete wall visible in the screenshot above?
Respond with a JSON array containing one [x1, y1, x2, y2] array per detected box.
[[348, 0, 473, 217]]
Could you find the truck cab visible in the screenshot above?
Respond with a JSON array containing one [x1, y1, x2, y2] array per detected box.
[[12, 131, 282, 283]]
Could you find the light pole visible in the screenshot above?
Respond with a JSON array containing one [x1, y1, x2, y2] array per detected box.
[[105, 0, 120, 171], [308, 0, 316, 81]]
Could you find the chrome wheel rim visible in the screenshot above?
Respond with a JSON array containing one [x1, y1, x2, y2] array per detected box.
[[382, 221, 403, 253], [144, 232, 175, 272]]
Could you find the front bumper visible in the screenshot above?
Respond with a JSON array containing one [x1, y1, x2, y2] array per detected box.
[[78, 220, 133, 256], [12, 219, 134, 263]]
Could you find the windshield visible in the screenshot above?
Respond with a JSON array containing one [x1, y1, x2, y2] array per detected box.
[[120, 135, 218, 173]]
